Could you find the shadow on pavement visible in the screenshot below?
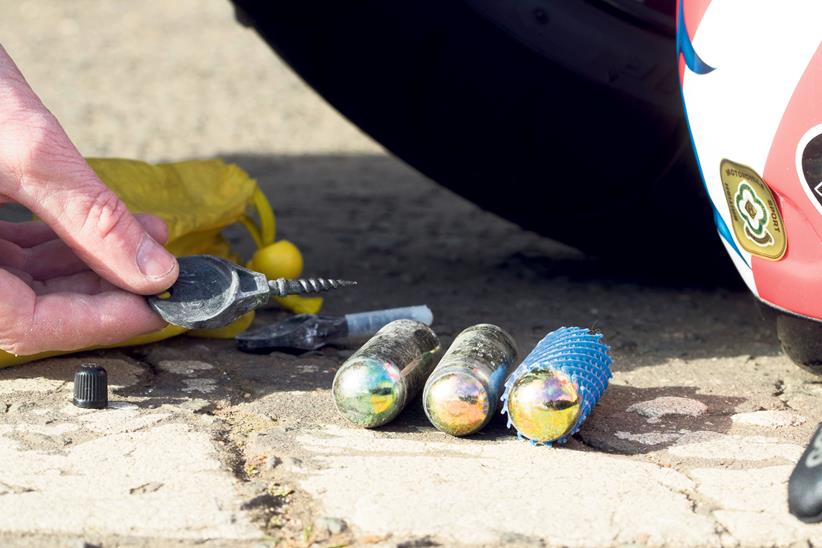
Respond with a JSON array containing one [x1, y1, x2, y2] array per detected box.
[[375, 384, 745, 457], [0, 154, 782, 408]]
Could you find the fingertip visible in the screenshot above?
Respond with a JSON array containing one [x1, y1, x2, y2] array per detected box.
[[135, 214, 169, 245], [86, 292, 169, 344], [135, 235, 179, 294]]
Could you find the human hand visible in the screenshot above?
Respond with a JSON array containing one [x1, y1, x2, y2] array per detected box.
[[0, 45, 179, 355]]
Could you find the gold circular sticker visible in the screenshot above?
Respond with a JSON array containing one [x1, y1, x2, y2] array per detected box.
[[719, 159, 787, 261]]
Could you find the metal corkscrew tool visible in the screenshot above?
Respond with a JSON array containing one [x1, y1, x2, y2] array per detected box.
[[147, 255, 356, 330]]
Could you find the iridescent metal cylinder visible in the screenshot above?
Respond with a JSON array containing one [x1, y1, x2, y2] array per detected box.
[[423, 324, 518, 436], [506, 369, 582, 443], [332, 319, 441, 428], [502, 327, 612, 446]]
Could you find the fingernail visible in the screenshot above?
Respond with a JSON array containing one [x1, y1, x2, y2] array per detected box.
[[137, 235, 176, 280]]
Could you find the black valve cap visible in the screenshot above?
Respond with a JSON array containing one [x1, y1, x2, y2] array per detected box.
[[789, 423, 822, 523], [73, 364, 108, 409]]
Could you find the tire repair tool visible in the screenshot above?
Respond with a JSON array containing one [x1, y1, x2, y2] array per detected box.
[[147, 255, 357, 330], [237, 305, 433, 353]]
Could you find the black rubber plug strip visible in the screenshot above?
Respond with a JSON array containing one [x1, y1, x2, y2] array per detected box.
[[789, 423, 822, 523]]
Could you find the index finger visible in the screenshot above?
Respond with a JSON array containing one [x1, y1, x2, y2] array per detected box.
[[0, 269, 166, 355], [0, 220, 56, 247]]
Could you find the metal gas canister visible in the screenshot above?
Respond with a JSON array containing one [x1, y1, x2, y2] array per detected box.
[[333, 319, 441, 428], [423, 324, 518, 436]]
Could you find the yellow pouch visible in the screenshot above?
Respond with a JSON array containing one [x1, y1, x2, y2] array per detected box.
[[0, 158, 322, 368]]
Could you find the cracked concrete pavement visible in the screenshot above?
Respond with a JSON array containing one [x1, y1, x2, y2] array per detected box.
[[1, 1, 821, 546]]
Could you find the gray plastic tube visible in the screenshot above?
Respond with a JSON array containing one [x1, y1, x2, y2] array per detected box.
[[344, 305, 433, 339]]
